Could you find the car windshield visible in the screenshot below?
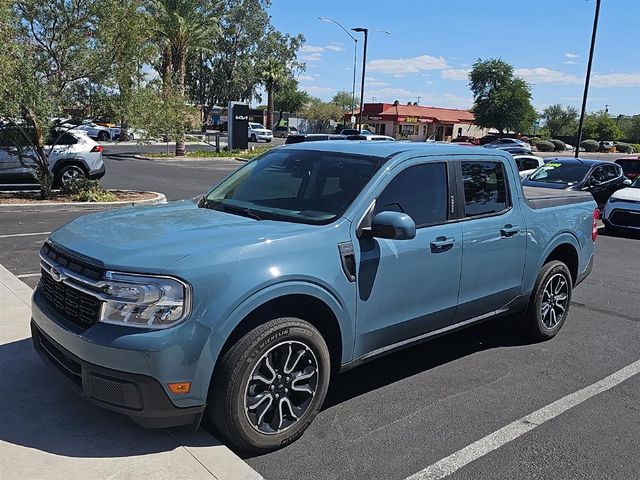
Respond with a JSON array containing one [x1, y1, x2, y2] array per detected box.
[[631, 177, 640, 188], [250, 123, 265, 129], [201, 149, 382, 225], [528, 162, 591, 185]]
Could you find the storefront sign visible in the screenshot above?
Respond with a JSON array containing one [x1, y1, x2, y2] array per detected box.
[[367, 116, 382, 121]]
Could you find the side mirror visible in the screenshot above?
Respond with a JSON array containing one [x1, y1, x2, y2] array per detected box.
[[366, 211, 416, 240], [623, 178, 632, 186]]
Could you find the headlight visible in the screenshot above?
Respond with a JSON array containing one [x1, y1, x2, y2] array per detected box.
[[99, 272, 191, 329]]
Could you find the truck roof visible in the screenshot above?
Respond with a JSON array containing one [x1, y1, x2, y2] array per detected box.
[[280, 140, 508, 160]]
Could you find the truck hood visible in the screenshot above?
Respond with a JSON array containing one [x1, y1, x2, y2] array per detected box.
[[48, 200, 314, 272], [610, 187, 640, 202]]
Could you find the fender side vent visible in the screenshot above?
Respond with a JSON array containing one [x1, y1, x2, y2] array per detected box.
[[338, 242, 356, 282]]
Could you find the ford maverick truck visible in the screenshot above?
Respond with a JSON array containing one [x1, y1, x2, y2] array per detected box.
[[31, 142, 598, 452]]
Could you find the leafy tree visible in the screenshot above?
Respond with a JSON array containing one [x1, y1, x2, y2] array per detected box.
[[149, 0, 217, 155], [469, 58, 536, 134], [274, 82, 310, 124], [331, 91, 359, 113], [302, 97, 343, 133], [617, 115, 640, 143], [541, 104, 578, 137], [259, 58, 286, 129], [582, 111, 623, 141]]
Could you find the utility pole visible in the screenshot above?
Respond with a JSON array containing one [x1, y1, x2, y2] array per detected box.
[[352, 27, 368, 131], [604, 104, 610, 114], [417, 96, 421, 105], [575, 0, 602, 158]]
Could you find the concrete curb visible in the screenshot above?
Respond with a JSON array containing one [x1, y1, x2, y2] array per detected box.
[[0, 262, 264, 480], [0, 190, 167, 212], [130, 154, 248, 163]]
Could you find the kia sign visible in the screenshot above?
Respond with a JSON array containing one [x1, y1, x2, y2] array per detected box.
[[228, 101, 249, 150]]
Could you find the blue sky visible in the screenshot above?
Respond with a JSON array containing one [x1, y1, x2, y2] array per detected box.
[[268, 0, 640, 115]]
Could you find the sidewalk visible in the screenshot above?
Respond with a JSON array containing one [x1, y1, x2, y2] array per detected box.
[[0, 263, 263, 480]]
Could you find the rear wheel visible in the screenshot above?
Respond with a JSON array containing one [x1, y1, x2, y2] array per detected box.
[[54, 164, 87, 188], [250, 134, 257, 142], [208, 317, 330, 452], [97, 131, 110, 142], [524, 260, 572, 341]]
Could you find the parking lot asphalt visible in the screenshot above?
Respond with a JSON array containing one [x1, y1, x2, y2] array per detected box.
[[1, 152, 639, 480]]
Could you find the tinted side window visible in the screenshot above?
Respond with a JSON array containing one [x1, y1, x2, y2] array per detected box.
[[603, 164, 619, 180], [374, 162, 448, 227], [591, 166, 606, 183], [461, 161, 508, 217], [522, 158, 540, 170]]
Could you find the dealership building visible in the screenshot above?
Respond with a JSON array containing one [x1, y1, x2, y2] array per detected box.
[[346, 103, 489, 141]]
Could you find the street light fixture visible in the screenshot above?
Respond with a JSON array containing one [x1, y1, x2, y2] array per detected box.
[[318, 17, 358, 124]]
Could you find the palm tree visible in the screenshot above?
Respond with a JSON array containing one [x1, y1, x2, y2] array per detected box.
[[259, 58, 286, 130], [150, 0, 214, 156]]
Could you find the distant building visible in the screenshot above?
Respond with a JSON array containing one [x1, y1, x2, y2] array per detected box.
[[345, 103, 489, 141]]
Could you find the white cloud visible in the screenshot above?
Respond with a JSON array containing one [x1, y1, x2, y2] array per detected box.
[[366, 87, 415, 100], [441, 93, 473, 108], [441, 69, 470, 81], [325, 42, 345, 52], [299, 53, 322, 62], [301, 45, 325, 53], [563, 60, 578, 65], [303, 86, 335, 95], [298, 74, 315, 81], [515, 67, 579, 84], [565, 52, 580, 58], [367, 54, 449, 74], [591, 73, 640, 87], [366, 76, 387, 87]]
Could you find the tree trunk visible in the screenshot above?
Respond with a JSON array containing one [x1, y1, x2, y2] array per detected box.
[[174, 46, 187, 157], [266, 83, 274, 129]]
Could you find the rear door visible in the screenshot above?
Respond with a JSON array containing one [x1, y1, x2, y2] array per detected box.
[[453, 156, 527, 322]]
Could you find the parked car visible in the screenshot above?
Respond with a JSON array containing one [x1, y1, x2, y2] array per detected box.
[[72, 122, 115, 142], [602, 176, 640, 233], [339, 128, 373, 136], [285, 134, 347, 144], [499, 145, 533, 155], [522, 157, 628, 208], [614, 156, 640, 181], [513, 154, 544, 179], [346, 134, 395, 141], [248, 123, 273, 143], [598, 140, 615, 152], [484, 137, 532, 152], [452, 135, 480, 145], [0, 128, 105, 187], [32, 142, 597, 452], [273, 125, 299, 138]]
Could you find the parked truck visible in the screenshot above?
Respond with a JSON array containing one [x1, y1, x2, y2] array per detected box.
[[31, 142, 598, 452]]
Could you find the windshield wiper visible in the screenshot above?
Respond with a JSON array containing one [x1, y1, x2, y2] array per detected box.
[[201, 199, 263, 221]]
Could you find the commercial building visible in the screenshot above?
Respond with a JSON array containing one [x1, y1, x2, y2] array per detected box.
[[345, 102, 489, 141]]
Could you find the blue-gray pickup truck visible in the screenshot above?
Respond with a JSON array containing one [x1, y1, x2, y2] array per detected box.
[[31, 142, 599, 452]]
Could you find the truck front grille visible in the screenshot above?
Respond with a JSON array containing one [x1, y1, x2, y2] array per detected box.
[[610, 209, 640, 229], [40, 268, 101, 329]]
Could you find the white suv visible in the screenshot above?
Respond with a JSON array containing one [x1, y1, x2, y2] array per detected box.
[[0, 129, 106, 187], [248, 123, 273, 143]]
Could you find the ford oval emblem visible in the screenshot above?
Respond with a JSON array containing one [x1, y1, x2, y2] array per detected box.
[[50, 267, 64, 282]]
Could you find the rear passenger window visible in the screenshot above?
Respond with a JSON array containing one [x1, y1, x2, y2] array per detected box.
[[522, 157, 540, 170], [461, 161, 509, 217], [375, 163, 448, 227]]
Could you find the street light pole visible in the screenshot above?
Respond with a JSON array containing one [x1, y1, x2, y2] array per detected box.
[[352, 28, 368, 131], [575, 0, 602, 158], [318, 17, 358, 125]]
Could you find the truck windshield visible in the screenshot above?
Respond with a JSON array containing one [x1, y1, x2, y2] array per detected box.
[[201, 149, 382, 224], [529, 162, 591, 185]]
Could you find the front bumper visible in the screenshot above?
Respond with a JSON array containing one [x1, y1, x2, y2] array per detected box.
[[31, 321, 204, 427]]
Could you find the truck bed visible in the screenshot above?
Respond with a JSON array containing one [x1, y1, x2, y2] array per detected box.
[[522, 186, 594, 209]]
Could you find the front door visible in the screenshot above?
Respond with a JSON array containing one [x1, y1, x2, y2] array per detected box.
[[454, 157, 527, 322], [353, 160, 462, 357]]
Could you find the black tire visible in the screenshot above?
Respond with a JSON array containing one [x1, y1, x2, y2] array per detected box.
[[523, 260, 573, 341], [97, 131, 110, 142], [208, 317, 331, 452], [54, 164, 87, 188], [250, 134, 257, 142], [266, 138, 272, 143]]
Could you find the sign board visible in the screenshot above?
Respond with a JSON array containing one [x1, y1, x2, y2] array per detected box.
[[350, 116, 356, 124], [228, 101, 249, 150]]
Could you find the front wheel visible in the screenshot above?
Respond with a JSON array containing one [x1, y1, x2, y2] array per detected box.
[[523, 260, 573, 341], [97, 131, 110, 142], [208, 317, 330, 452], [250, 134, 257, 142], [54, 164, 86, 188]]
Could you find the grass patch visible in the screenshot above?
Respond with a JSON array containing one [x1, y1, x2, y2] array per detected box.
[[146, 145, 274, 160]]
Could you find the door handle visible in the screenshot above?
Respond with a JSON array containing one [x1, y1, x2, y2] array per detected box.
[[430, 236, 455, 253], [500, 224, 520, 238]]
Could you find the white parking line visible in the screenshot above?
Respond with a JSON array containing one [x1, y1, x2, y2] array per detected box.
[[406, 358, 640, 480], [0, 231, 51, 239], [16, 273, 41, 278]]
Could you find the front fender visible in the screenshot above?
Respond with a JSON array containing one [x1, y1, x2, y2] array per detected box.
[[209, 280, 354, 364]]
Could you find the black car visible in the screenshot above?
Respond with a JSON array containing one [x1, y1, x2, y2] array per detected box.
[[522, 157, 629, 208], [285, 134, 347, 145]]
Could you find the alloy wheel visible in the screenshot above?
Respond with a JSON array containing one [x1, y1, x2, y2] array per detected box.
[[244, 340, 318, 435], [61, 167, 84, 186], [540, 273, 569, 329]]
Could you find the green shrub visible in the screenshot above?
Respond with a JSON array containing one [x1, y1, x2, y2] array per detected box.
[[633, 144, 640, 154], [62, 179, 117, 202], [520, 136, 530, 143], [615, 142, 635, 154], [550, 139, 566, 151], [535, 140, 555, 152], [529, 137, 544, 145], [580, 139, 599, 152]]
